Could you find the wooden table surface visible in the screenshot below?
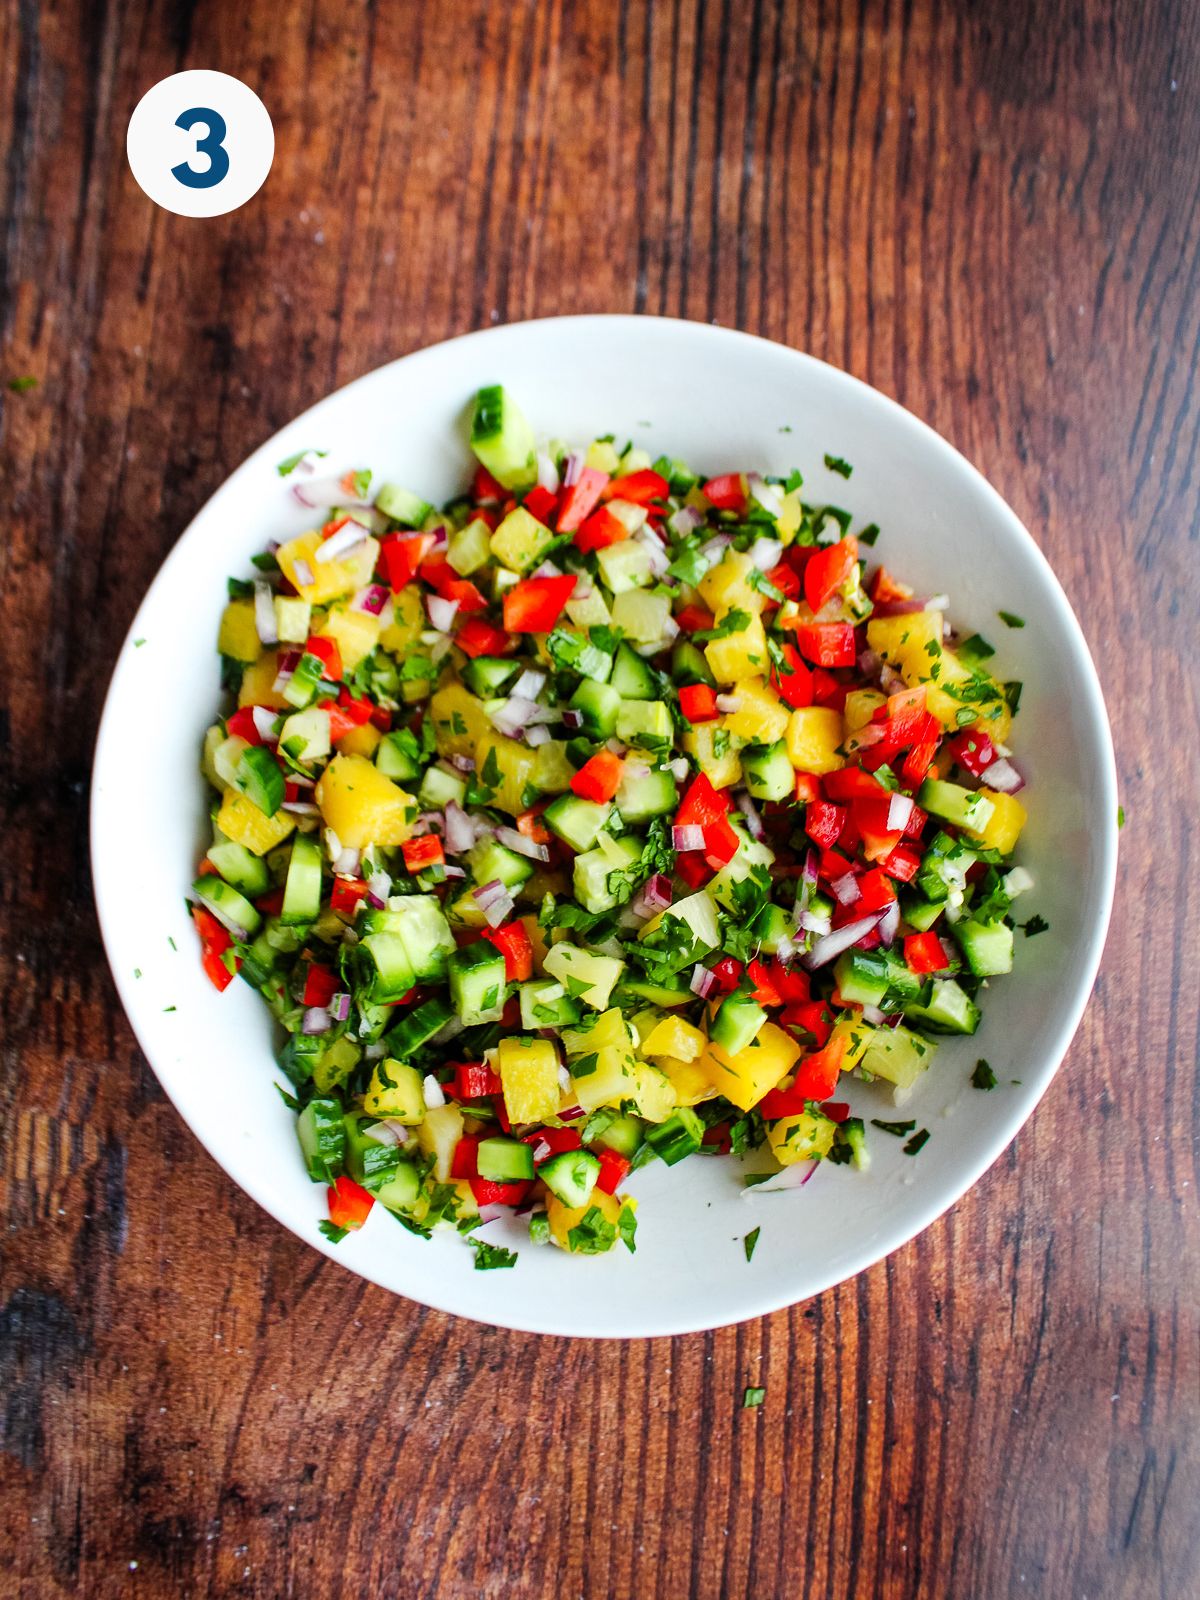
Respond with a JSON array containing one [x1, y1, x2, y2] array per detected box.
[[2, 1, 1197, 1596]]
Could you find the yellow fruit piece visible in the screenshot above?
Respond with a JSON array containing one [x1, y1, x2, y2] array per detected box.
[[490, 505, 554, 573], [498, 1036, 561, 1125], [844, 688, 887, 731], [320, 604, 382, 673], [417, 1103, 464, 1182], [428, 681, 492, 758], [786, 706, 845, 774], [217, 599, 262, 663], [315, 753, 415, 849], [698, 551, 766, 618], [683, 724, 743, 789], [964, 787, 1027, 855], [477, 730, 539, 816], [277, 528, 380, 606], [699, 1021, 800, 1112], [216, 789, 296, 856], [658, 1055, 717, 1107], [380, 584, 425, 653], [866, 610, 944, 673], [922, 670, 1013, 743], [585, 439, 621, 474], [522, 913, 549, 974], [337, 722, 383, 758], [642, 1015, 707, 1063], [630, 1060, 676, 1123], [830, 1014, 875, 1072], [546, 1189, 626, 1252], [447, 887, 487, 928], [531, 739, 574, 794], [562, 1007, 631, 1055], [362, 1059, 425, 1123], [775, 488, 803, 542], [768, 1111, 837, 1166], [704, 610, 770, 684], [722, 677, 789, 747], [237, 651, 291, 711], [313, 1036, 361, 1095]]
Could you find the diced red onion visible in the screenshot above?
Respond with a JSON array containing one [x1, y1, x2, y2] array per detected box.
[[744, 1159, 820, 1194], [690, 964, 717, 999], [421, 1073, 446, 1109], [848, 722, 887, 750], [871, 597, 931, 618], [450, 753, 476, 772], [667, 757, 689, 781], [746, 473, 785, 519], [282, 800, 321, 817], [857, 649, 882, 678], [426, 594, 459, 633], [928, 593, 949, 611], [531, 558, 564, 579], [489, 695, 541, 737], [426, 521, 450, 552], [636, 528, 670, 576], [363, 1120, 402, 1146], [561, 452, 584, 488], [332, 845, 361, 876], [802, 910, 886, 969], [536, 451, 560, 493], [887, 793, 916, 832], [251, 706, 278, 742], [861, 1003, 888, 1025], [983, 757, 1025, 793], [314, 524, 368, 564], [525, 725, 551, 747], [292, 475, 373, 510], [352, 583, 389, 617], [736, 793, 765, 840], [1004, 865, 1034, 897], [302, 1006, 331, 1034], [876, 900, 901, 947], [529, 1138, 552, 1165], [831, 872, 861, 906], [700, 533, 732, 560], [748, 534, 783, 569], [625, 761, 651, 781], [254, 580, 278, 645], [774, 934, 797, 964], [292, 559, 315, 590], [475, 1203, 509, 1225], [432, 1015, 466, 1044], [512, 668, 547, 700], [286, 771, 314, 788], [632, 873, 673, 918], [798, 908, 832, 936], [495, 824, 550, 862], [668, 505, 705, 538], [715, 694, 742, 714], [329, 991, 351, 1023], [561, 708, 583, 730], [558, 1104, 585, 1121], [443, 864, 466, 879], [604, 737, 626, 755], [473, 878, 515, 927], [672, 824, 706, 852], [557, 1064, 573, 1093], [880, 665, 906, 694], [285, 450, 322, 479], [413, 811, 445, 834], [367, 869, 392, 902], [200, 898, 252, 941], [443, 802, 475, 854]]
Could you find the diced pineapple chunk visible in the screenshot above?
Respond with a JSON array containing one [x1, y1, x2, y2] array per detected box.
[[277, 528, 380, 606], [217, 789, 297, 855], [546, 1188, 626, 1252], [531, 739, 574, 794], [844, 688, 887, 731], [380, 585, 425, 653], [498, 1036, 561, 1125], [767, 1111, 837, 1166], [722, 677, 789, 746], [490, 505, 554, 573], [704, 610, 770, 684], [417, 1104, 464, 1182], [963, 787, 1027, 854], [920, 653, 1013, 742], [585, 439, 621, 474], [447, 517, 493, 576], [698, 1021, 799, 1112], [562, 1007, 632, 1055], [237, 651, 292, 711], [866, 610, 944, 673], [320, 603, 383, 673], [428, 681, 492, 758], [363, 1059, 425, 1123], [476, 731, 539, 816], [683, 724, 743, 789], [629, 1060, 676, 1123], [658, 1055, 717, 1107], [785, 706, 845, 774], [315, 754, 415, 848], [337, 722, 383, 758], [699, 551, 767, 618], [218, 599, 262, 662], [611, 588, 672, 643], [571, 1044, 640, 1112], [642, 1015, 707, 1063], [543, 946, 625, 1010]]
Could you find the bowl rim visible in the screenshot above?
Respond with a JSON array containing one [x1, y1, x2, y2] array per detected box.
[[91, 314, 1119, 1336]]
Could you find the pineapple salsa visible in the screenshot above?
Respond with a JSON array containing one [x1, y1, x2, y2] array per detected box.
[[192, 385, 1032, 1265]]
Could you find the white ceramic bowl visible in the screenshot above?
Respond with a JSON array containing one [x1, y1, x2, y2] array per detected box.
[[92, 316, 1117, 1337]]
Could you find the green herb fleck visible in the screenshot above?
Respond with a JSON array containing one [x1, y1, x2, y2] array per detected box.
[[743, 1386, 766, 1409], [858, 522, 880, 547], [959, 633, 995, 664], [134, 638, 146, 649], [8, 375, 37, 392], [1021, 914, 1049, 937], [275, 1082, 302, 1110], [318, 1221, 349, 1244], [277, 449, 327, 476], [903, 1129, 930, 1156], [998, 611, 1026, 629], [971, 1059, 997, 1091], [824, 454, 853, 478], [1117, 806, 1125, 829], [162, 1006, 176, 1013], [618, 1203, 638, 1254], [470, 1239, 518, 1270], [744, 1226, 761, 1263], [870, 1118, 916, 1137]]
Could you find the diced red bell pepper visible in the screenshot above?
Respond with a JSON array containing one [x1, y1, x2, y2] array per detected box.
[[948, 728, 996, 777], [336, 687, 374, 726], [595, 1147, 632, 1194], [758, 1084, 810, 1119], [516, 803, 552, 845], [803, 535, 859, 614], [879, 685, 929, 744], [781, 1001, 834, 1049], [305, 634, 343, 682], [530, 1126, 584, 1159], [869, 565, 913, 603], [380, 532, 436, 592], [604, 468, 669, 505], [522, 484, 557, 524], [792, 622, 856, 668], [193, 904, 235, 991], [709, 956, 743, 994], [468, 1177, 531, 1207], [503, 574, 577, 633], [453, 1061, 503, 1100], [767, 960, 811, 1005], [702, 472, 746, 511], [421, 557, 488, 613], [792, 1032, 849, 1100], [823, 767, 887, 802], [480, 920, 534, 982], [811, 669, 847, 710], [903, 804, 927, 839], [794, 772, 824, 806], [327, 1175, 375, 1231], [676, 772, 729, 831], [493, 1095, 512, 1134], [770, 641, 814, 708], [805, 801, 846, 849], [471, 464, 507, 503], [702, 816, 740, 870], [556, 467, 610, 532], [451, 1136, 482, 1179], [881, 842, 922, 883], [570, 750, 624, 804], [852, 868, 897, 914], [817, 848, 855, 883], [575, 505, 630, 553], [330, 877, 370, 915], [746, 958, 783, 1007], [255, 886, 286, 916], [225, 705, 265, 745], [764, 562, 801, 602], [402, 834, 445, 873], [679, 683, 720, 723], [905, 931, 950, 974], [901, 715, 942, 785], [853, 799, 903, 864], [821, 1101, 851, 1123], [455, 618, 511, 659], [303, 964, 339, 1008], [675, 602, 716, 634], [501, 995, 521, 1029], [675, 853, 714, 889]]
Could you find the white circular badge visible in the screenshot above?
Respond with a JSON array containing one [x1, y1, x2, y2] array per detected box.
[[126, 70, 274, 218]]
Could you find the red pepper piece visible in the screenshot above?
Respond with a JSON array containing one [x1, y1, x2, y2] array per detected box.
[[556, 467, 610, 532], [327, 1175, 374, 1231]]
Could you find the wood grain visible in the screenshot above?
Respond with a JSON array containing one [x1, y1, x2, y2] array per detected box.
[[1, 1, 1197, 1595]]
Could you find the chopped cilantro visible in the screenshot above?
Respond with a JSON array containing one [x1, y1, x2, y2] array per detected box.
[[998, 610, 1026, 629], [133, 638, 146, 648], [959, 633, 995, 664], [470, 1239, 518, 1270], [277, 448, 326, 476], [350, 468, 372, 499], [903, 1129, 930, 1156], [695, 608, 751, 643], [870, 1118, 916, 1137], [275, 1082, 302, 1110], [7, 375, 38, 392], [858, 522, 881, 547], [743, 1386, 766, 1408], [318, 1221, 349, 1244], [971, 1059, 997, 1090], [618, 1203, 638, 1253], [1021, 914, 1049, 937], [748, 569, 786, 602], [567, 1205, 618, 1254], [744, 1226, 761, 1263], [1117, 806, 1125, 829], [824, 454, 853, 478]]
